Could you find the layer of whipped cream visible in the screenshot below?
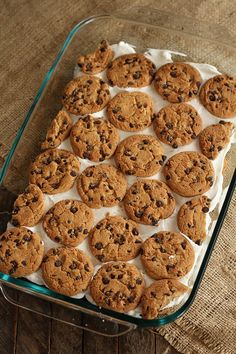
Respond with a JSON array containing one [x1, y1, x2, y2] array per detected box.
[[8, 42, 235, 318]]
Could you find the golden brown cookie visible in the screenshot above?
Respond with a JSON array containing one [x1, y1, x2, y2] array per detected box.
[[177, 196, 211, 245], [62, 76, 110, 115], [70, 115, 119, 162], [141, 279, 189, 319], [154, 63, 202, 103], [90, 262, 145, 312], [199, 74, 236, 118], [41, 247, 94, 296], [107, 53, 156, 88], [141, 232, 195, 280], [11, 184, 45, 227], [43, 200, 94, 247], [115, 135, 165, 177], [77, 164, 127, 208], [107, 91, 154, 131], [0, 227, 44, 277], [199, 121, 234, 159], [77, 40, 114, 74], [163, 152, 215, 197], [154, 103, 203, 148], [29, 149, 80, 194], [41, 110, 73, 150], [123, 180, 176, 226], [89, 216, 142, 262]]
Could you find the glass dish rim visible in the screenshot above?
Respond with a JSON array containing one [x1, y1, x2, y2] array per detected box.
[[0, 13, 235, 328]]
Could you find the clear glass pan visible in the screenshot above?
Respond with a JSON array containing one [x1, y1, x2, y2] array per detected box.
[[0, 8, 235, 333]]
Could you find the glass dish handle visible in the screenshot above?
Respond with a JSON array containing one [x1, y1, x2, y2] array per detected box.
[[0, 283, 136, 337]]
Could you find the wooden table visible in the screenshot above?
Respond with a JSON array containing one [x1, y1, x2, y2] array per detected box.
[[0, 286, 179, 354]]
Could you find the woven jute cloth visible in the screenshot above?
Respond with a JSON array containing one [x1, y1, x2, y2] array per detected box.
[[0, 1, 236, 354]]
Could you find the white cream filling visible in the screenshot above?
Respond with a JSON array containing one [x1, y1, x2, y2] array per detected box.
[[7, 42, 236, 316]]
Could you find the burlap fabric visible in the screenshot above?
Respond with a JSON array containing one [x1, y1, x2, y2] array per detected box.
[[0, 1, 235, 353]]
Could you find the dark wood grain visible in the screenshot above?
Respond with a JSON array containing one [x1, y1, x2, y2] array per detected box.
[[119, 328, 156, 354], [15, 293, 51, 354], [50, 304, 83, 354], [0, 288, 181, 354], [0, 287, 18, 354]]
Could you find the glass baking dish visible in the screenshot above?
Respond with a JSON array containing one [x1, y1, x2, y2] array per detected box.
[[0, 7, 235, 335]]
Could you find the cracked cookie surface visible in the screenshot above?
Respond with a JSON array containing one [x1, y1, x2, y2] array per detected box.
[[77, 40, 114, 74], [0, 227, 44, 277], [107, 91, 154, 131], [70, 115, 119, 162], [11, 184, 45, 227], [89, 216, 142, 262], [42, 247, 94, 296], [163, 151, 215, 197], [123, 180, 176, 226], [106, 53, 156, 88], [43, 200, 94, 247], [90, 262, 145, 312], [177, 196, 211, 245], [141, 232, 195, 280], [77, 164, 127, 208], [115, 135, 165, 177], [154, 63, 202, 103], [62, 76, 110, 115], [199, 74, 236, 118], [141, 279, 189, 319], [29, 149, 80, 194], [154, 103, 202, 148], [199, 121, 234, 159], [41, 110, 73, 150]]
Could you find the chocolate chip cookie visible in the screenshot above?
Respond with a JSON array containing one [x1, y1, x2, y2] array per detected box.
[[11, 184, 45, 227], [29, 149, 80, 194], [154, 63, 202, 103], [154, 103, 203, 148], [199, 74, 236, 118], [89, 216, 142, 262], [106, 53, 156, 88], [141, 232, 195, 280], [70, 115, 119, 162], [90, 262, 145, 312], [177, 196, 211, 245], [77, 40, 114, 74], [199, 121, 234, 159], [123, 180, 176, 226], [107, 91, 154, 131], [115, 135, 165, 177], [41, 110, 73, 150], [77, 164, 127, 208], [0, 227, 44, 277], [42, 247, 94, 296], [43, 200, 94, 247], [62, 76, 110, 115], [141, 279, 189, 319], [163, 152, 215, 197]]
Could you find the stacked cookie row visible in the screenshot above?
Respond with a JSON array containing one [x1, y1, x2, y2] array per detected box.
[[0, 40, 235, 320]]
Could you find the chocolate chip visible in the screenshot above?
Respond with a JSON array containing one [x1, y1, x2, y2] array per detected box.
[[11, 219, 19, 226], [166, 123, 173, 129], [118, 274, 123, 279], [132, 228, 139, 236], [185, 168, 191, 175], [110, 273, 115, 279], [117, 115, 124, 121], [21, 260, 27, 266], [153, 235, 163, 243], [166, 264, 175, 271], [156, 200, 163, 207], [181, 241, 187, 249], [202, 206, 209, 213], [170, 71, 177, 78], [166, 175, 170, 180], [70, 171, 77, 177], [97, 255, 105, 262], [133, 71, 141, 79], [105, 298, 111, 305], [218, 146, 223, 151], [70, 206, 78, 214], [23, 235, 32, 242], [135, 210, 144, 218], [127, 296, 135, 303], [55, 260, 62, 267], [209, 145, 215, 152], [172, 143, 178, 149], [69, 261, 78, 270], [144, 183, 150, 191], [84, 263, 90, 272], [102, 277, 110, 284], [95, 242, 103, 250]]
